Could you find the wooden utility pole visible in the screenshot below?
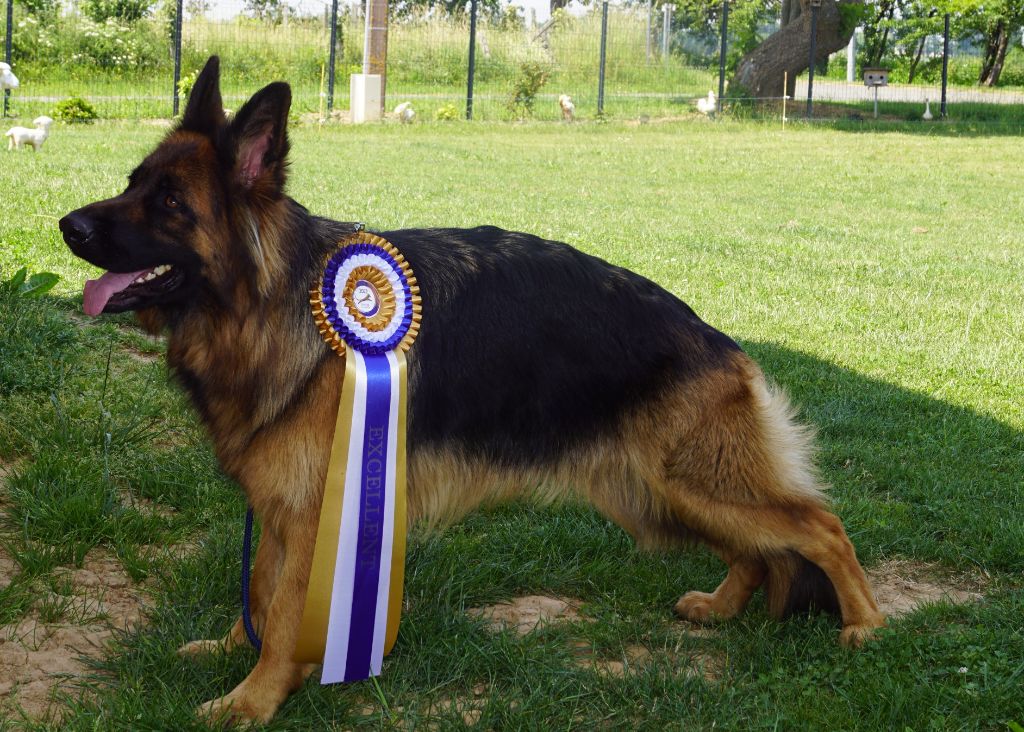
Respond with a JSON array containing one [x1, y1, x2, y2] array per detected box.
[[363, 0, 388, 114]]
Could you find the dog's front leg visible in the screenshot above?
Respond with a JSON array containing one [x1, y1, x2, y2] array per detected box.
[[179, 526, 282, 658], [197, 510, 318, 726]]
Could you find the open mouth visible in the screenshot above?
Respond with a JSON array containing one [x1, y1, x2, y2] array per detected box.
[[83, 264, 184, 316]]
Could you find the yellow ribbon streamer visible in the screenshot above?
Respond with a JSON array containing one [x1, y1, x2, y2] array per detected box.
[[294, 351, 409, 663]]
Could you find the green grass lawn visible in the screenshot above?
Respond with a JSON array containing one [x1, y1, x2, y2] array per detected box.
[[1, 119, 1022, 730]]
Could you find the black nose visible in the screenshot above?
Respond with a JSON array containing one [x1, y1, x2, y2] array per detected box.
[[59, 212, 96, 249]]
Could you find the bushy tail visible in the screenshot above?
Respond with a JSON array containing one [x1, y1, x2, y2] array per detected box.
[[765, 551, 840, 618]]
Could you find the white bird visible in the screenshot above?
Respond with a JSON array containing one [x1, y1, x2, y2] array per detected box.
[[922, 98, 933, 121], [394, 101, 415, 124], [0, 62, 19, 91], [558, 94, 575, 122], [696, 90, 716, 116]]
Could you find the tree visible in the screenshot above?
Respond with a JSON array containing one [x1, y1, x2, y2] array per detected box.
[[390, 0, 506, 21], [732, 0, 862, 99], [186, 0, 211, 17], [245, 0, 285, 23], [857, 0, 1024, 87], [957, 0, 1024, 85], [15, 0, 61, 18], [81, 0, 154, 22]]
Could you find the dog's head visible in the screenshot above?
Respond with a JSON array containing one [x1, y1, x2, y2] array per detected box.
[[59, 56, 291, 318]]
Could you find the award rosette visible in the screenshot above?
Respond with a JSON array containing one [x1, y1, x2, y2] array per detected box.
[[294, 232, 421, 684]]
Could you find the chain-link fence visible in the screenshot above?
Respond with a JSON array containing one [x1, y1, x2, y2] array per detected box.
[[2, 0, 1023, 125]]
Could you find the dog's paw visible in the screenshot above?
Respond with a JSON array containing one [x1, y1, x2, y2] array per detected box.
[[838, 617, 885, 648], [197, 690, 274, 728], [674, 591, 722, 623], [178, 639, 226, 657]]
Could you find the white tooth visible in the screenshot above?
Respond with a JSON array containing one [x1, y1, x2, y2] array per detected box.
[[154, 265, 168, 275], [144, 272, 157, 281]]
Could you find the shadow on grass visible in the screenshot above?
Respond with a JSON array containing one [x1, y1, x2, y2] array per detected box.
[[5, 290, 1022, 729], [744, 340, 1024, 573], [732, 99, 1024, 137]]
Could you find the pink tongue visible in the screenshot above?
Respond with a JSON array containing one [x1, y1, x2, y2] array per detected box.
[[83, 269, 148, 316]]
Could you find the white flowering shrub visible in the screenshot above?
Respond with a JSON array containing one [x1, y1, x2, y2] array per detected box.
[[13, 12, 162, 73]]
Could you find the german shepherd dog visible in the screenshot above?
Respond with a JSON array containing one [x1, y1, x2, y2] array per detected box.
[[60, 57, 884, 724]]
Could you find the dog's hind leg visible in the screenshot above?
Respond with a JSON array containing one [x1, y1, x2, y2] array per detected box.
[[178, 525, 282, 658], [644, 356, 884, 645], [675, 548, 767, 622], [684, 500, 883, 646]]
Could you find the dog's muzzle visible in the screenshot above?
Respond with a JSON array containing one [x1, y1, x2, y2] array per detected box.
[[59, 211, 97, 254]]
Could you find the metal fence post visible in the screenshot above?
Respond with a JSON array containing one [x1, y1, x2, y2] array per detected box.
[[940, 12, 950, 118], [4, 0, 12, 119], [598, 1, 608, 116], [845, 28, 855, 82], [806, 0, 820, 118], [327, 0, 339, 111], [172, 0, 183, 117], [717, 0, 728, 113], [661, 4, 672, 58], [645, 0, 652, 63], [466, 0, 477, 120]]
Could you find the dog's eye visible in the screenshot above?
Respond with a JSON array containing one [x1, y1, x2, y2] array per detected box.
[[164, 195, 180, 209]]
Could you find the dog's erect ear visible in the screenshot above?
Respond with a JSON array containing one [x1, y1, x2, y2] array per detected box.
[[227, 81, 291, 190], [180, 56, 225, 136]]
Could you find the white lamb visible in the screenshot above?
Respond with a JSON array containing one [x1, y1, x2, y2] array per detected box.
[[0, 62, 18, 91], [5, 116, 54, 151]]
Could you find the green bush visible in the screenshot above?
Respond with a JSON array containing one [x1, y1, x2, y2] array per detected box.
[[177, 68, 199, 98], [434, 103, 459, 121], [506, 60, 549, 119], [14, 14, 163, 73], [54, 96, 99, 123]]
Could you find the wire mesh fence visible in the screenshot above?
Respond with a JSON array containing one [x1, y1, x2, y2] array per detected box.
[[1, 0, 1023, 126]]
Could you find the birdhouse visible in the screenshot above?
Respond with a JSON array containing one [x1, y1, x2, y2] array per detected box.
[[863, 68, 889, 87]]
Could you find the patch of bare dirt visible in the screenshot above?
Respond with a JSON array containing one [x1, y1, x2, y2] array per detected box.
[[0, 547, 149, 719], [122, 345, 163, 364], [868, 559, 985, 617], [359, 682, 489, 729], [117, 489, 176, 520], [422, 687, 487, 727], [298, 109, 351, 125], [0, 543, 16, 592], [0, 546, 151, 721], [469, 595, 723, 682], [570, 636, 723, 681], [467, 594, 587, 635], [0, 459, 21, 590], [0, 445, 189, 721]]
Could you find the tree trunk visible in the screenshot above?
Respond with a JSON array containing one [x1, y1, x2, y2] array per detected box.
[[907, 35, 926, 83], [732, 0, 857, 99], [906, 10, 937, 84], [781, 0, 802, 27], [979, 22, 1010, 86]]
